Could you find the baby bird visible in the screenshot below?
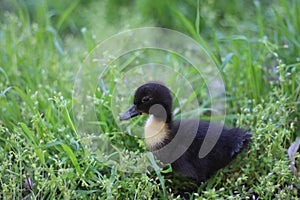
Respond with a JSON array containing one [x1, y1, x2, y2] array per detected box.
[[120, 82, 251, 182]]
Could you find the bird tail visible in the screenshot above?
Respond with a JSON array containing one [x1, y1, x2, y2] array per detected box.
[[231, 129, 252, 157]]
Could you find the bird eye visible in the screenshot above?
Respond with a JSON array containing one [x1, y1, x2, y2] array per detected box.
[[142, 96, 151, 103]]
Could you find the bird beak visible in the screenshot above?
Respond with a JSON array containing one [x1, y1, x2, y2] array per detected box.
[[120, 104, 142, 120]]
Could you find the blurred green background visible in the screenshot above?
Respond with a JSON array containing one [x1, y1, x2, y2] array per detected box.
[[0, 0, 299, 199]]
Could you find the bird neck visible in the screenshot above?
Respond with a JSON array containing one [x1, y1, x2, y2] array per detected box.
[[144, 114, 172, 150], [152, 113, 172, 124]]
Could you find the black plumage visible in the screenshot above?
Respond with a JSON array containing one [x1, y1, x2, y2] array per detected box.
[[120, 82, 251, 183]]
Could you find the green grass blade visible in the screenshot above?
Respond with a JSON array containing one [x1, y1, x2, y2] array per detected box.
[[61, 143, 83, 176]]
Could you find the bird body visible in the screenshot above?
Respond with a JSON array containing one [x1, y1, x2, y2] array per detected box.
[[120, 82, 250, 182]]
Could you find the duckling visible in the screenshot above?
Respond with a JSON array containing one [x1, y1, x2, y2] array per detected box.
[[120, 82, 251, 183]]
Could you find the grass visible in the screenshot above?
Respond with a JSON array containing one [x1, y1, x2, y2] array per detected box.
[[0, 0, 299, 199]]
